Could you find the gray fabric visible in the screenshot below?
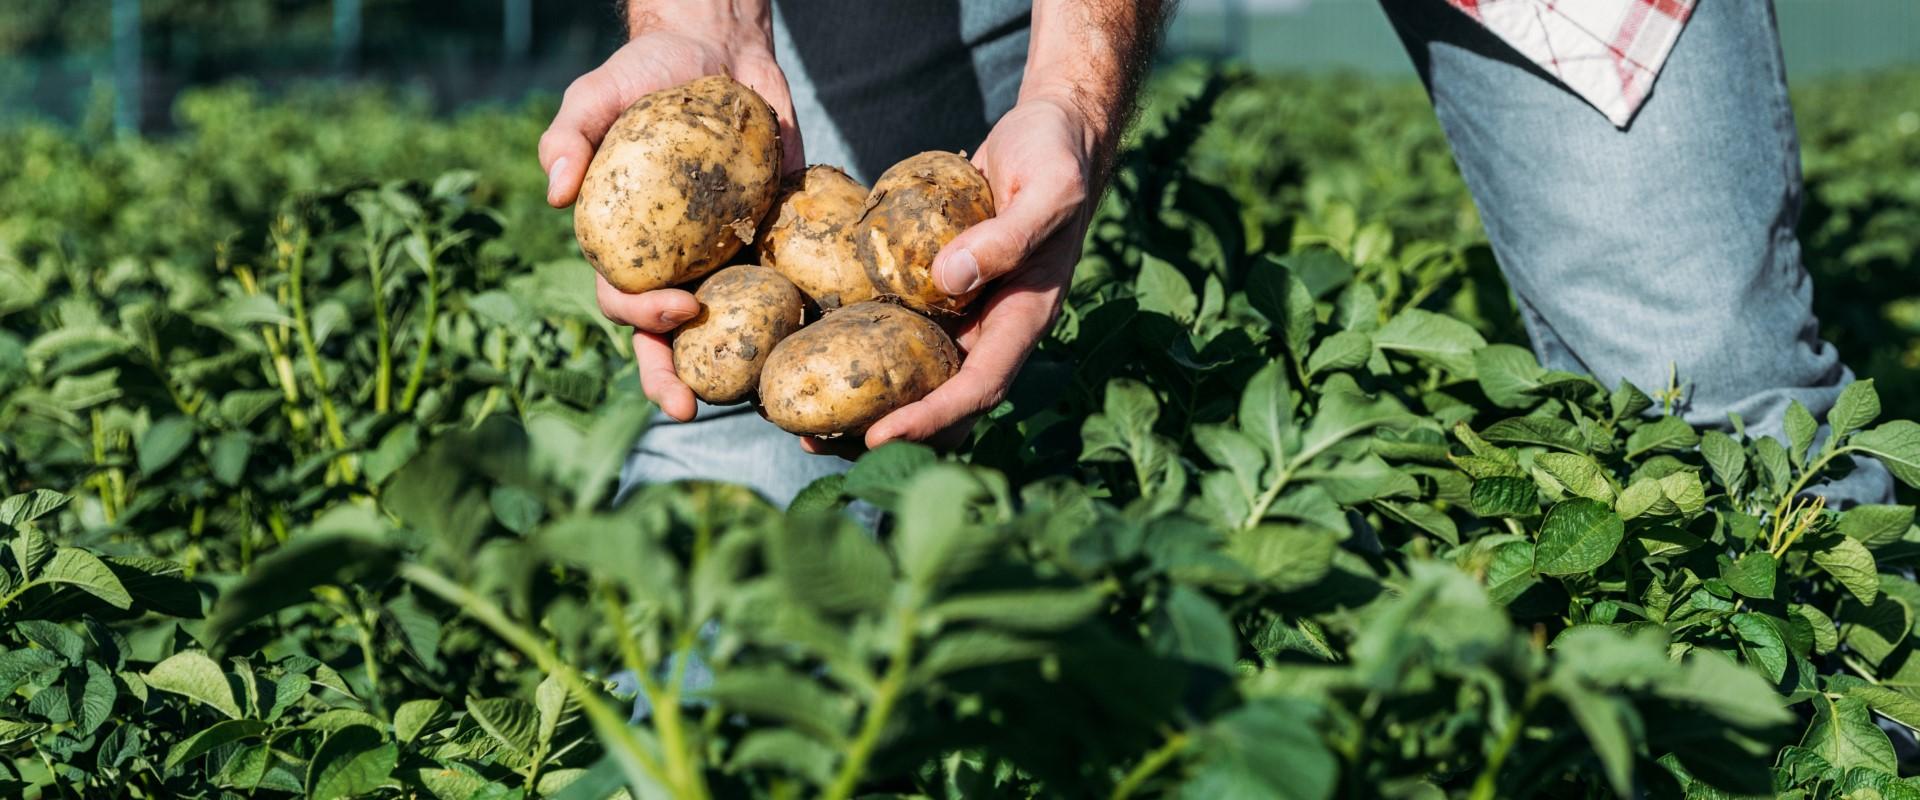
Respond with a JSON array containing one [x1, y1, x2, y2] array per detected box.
[[1381, 0, 1893, 505], [618, 0, 1033, 509]]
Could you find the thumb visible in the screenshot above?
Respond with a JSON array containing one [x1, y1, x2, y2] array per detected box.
[[932, 170, 1081, 296], [539, 71, 629, 208]]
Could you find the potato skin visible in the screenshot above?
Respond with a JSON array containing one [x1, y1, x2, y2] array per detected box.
[[854, 152, 995, 315], [760, 165, 875, 310], [758, 302, 961, 436], [575, 75, 782, 293], [672, 266, 806, 404]]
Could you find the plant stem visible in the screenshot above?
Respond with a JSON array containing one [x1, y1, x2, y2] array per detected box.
[[1110, 731, 1190, 800], [366, 238, 394, 413], [1468, 684, 1544, 800], [399, 231, 439, 413], [823, 606, 919, 800], [400, 563, 682, 797], [282, 225, 356, 482]]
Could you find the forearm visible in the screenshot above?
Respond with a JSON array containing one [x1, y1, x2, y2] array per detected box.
[[1022, 0, 1174, 180], [621, 0, 774, 43]]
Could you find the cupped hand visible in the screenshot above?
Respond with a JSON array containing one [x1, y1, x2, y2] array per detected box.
[[541, 20, 801, 421], [840, 95, 1106, 452]]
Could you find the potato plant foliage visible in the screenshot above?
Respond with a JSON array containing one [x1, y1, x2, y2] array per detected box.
[[0, 68, 1919, 798]]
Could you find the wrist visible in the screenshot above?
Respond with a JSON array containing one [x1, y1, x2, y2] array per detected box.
[[627, 1, 774, 51], [1017, 83, 1119, 170]]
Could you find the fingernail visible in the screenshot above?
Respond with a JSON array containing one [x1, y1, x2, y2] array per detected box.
[[659, 307, 696, 326], [937, 249, 981, 295], [546, 157, 569, 201]]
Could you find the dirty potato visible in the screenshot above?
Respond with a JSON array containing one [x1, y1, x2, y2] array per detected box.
[[575, 75, 782, 293], [760, 165, 875, 310], [854, 151, 995, 315], [672, 266, 806, 404], [758, 302, 961, 436]]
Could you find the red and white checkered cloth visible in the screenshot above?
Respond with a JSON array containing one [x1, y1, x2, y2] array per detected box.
[[1446, 0, 1697, 126]]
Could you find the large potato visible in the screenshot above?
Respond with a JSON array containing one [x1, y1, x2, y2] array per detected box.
[[672, 265, 806, 404], [758, 302, 960, 436], [760, 165, 875, 310], [575, 75, 781, 293], [854, 152, 995, 315]]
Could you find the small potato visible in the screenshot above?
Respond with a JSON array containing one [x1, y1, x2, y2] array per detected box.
[[758, 302, 960, 436], [854, 152, 995, 316], [760, 165, 875, 310], [672, 266, 806, 404], [575, 75, 782, 293]]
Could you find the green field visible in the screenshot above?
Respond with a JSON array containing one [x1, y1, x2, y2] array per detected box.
[[0, 65, 1918, 797]]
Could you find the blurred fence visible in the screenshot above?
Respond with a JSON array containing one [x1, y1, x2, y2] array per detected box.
[[2, 0, 1915, 133]]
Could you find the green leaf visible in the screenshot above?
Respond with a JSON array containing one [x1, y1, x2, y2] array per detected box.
[[931, 588, 1105, 632], [1534, 453, 1615, 503], [1840, 596, 1912, 667], [1805, 695, 1897, 774], [394, 699, 445, 745], [1305, 330, 1371, 378], [1843, 683, 1920, 735], [536, 674, 567, 750], [768, 511, 891, 616], [1372, 308, 1486, 376], [1831, 380, 1882, 442], [1183, 697, 1338, 800], [1794, 604, 1841, 655], [1852, 421, 1920, 489], [1785, 401, 1819, 466], [1480, 416, 1584, 453], [466, 697, 536, 763], [1624, 416, 1699, 460], [1150, 586, 1237, 670], [1840, 505, 1916, 548], [206, 532, 399, 642], [208, 431, 252, 487], [701, 666, 849, 743], [144, 650, 242, 719], [1225, 525, 1337, 591], [1246, 257, 1315, 358], [138, 415, 197, 476], [39, 548, 133, 609], [1135, 254, 1198, 323], [1700, 430, 1748, 494], [1470, 476, 1537, 518], [1474, 344, 1547, 409], [787, 474, 847, 516], [1237, 361, 1295, 471], [1723, 551, 1778, 600], [0, 490, 69, 527], [1730, 612, 1789, 683], [1296, 389, 1410, 467], [1656, 471, 1707, 516], [307, 724, 398, 800], [1813, 536, 1881, 606], [728, 729, 837, 785], [71, 661, 114, 736], [1534, 499, 1626, 576], [165, 719, 269, 769], [1553, 680, 1636, 797], [894, 466, 1000, 590], [914, 630, 1050, 682]]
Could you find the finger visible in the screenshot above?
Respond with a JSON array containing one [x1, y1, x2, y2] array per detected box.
[[865, 290, 1054, 447], [540, 70, 631, 208], [931, 162, 1086, 297], [597, 277, 701, 333], [734, 60, 806, 175], [634, 331, 697, 422], [798, 436, 866, 459]]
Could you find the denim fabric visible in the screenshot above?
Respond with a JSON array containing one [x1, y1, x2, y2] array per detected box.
[[615, 2, 1033, 509], [1381, 0, 1894, 505]]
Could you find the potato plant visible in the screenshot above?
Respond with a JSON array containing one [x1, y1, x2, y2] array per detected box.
[[0, 68, 1917, 798]]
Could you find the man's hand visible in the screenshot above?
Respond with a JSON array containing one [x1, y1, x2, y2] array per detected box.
[[843, 1, 1171, 451], [853, 97, 1097, 449], [540, 3, 798, 422]]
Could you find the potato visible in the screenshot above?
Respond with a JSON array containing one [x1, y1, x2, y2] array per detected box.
[[854, 151, 995, 315], [672, 265, 806, 404], [760, 165, 875, 309], [758, 302, 960, 436], [575, 75, 782, 293]]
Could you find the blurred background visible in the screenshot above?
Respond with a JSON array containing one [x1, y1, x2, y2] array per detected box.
[[3, 0, 1916, 133]]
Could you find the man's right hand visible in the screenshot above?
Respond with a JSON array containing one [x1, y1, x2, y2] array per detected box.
[[540, 5, 800, 422]]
